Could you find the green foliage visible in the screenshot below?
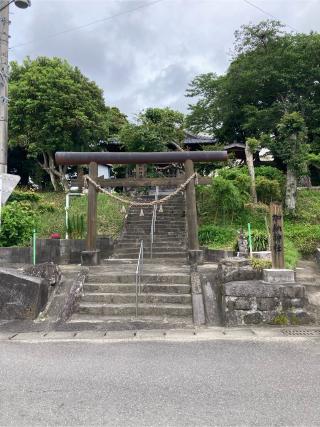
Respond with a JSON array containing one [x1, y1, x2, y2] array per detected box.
[[0, 201, 37, 247], [272, 313, 289, 326], [197, 176, 245, 223], [285, 224, 320, 256], [284, 239, 300, 269], [274, 112, 309, 177], [246, 137, 259, 153], [9, 57, 109, 156], [255, 176, 281, 203], [66, 214, 86, 239], [8, 57, 123, 189], [198, 224, 236, 248], [293, 190, 320, 224], [35, 192, 126, 239], [120, 107, 185, 152], [249, 229, 269, 251], [255, 166, 285, 186], [250, 257, 272, 271], [9, 190, 40, 203], [187, 23, 320, 164]]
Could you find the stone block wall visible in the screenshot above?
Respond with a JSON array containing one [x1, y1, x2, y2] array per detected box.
[[222, 280, 312, 326]]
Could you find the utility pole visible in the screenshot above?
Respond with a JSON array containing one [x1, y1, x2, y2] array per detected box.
[[0, 0, 31, 174], [0, 1, 9, 174]]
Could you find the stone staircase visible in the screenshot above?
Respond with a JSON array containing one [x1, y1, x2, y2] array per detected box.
[[112, 193, 187, 261], [69, 192, 193, 327]]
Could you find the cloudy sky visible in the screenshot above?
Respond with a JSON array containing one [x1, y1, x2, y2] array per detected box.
[[8, 0, 320, 119]]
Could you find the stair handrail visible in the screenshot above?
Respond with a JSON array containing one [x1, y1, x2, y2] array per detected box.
[[135, 239, 144, 317], [150, 186, 159, 259]]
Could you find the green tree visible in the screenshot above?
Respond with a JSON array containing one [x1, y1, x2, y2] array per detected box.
[[187, 21, 320, 158], [120, 107, 185, 152], [275, 112, 309, 211], [9, 57, 111, 191]]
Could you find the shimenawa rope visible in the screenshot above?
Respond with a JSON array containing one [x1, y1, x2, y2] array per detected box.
[[83, 173, 197, 207]]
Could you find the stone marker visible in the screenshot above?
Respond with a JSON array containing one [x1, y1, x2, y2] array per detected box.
[[263, 268, 295, 283]]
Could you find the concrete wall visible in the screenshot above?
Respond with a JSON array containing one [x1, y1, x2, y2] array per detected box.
[[0, 237, 114, 265], [0, 268, 48, 320], [202, 247, 235, 263]]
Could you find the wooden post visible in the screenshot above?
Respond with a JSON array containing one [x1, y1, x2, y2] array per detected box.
[[270, 203, 285, 269], [86, 161, 98, 251], [185, 159, 199, 251]]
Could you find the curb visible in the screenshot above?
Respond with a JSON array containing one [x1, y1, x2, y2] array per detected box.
[[1, 326, 320, 343]]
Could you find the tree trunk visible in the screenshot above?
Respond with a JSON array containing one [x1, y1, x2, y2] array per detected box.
[[42, 152, 59, 191], [285, 169, 297, 212], [40, 152, 69, 192], [245, 142, 257, 204]]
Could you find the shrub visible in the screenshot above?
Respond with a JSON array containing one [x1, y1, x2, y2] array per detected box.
[[272, 313, 289, 325], [197, 176, 246, 223], [0, 201, 38, 247], [285, 224, 320, 256], [198, 225, 236, 248], [8, 190, 40, 203], [255, 176, 282, 204], [255, 166, 285, 185], [249, 229, 269, 251], [250, 257, 272, 271]]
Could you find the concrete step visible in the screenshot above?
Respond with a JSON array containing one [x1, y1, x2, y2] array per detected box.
[[112, 252, 187, 259], [119, 236, 185, 242], [84, 282, 191, 294], [126, 219, 185, 225], [87, 273, 190, 284], [116, 242, 185, 248], [123, 232, 184, 237], [82, 293, 192, 305], [68, 314, 193, 328], [78, 302, 193, 317]]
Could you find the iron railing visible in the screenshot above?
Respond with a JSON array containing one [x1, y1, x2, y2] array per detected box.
[[150, 186, 159, 259], [135, 240, 144, 317]]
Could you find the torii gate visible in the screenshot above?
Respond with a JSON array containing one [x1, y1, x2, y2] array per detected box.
[[55, 151, 228, 265]]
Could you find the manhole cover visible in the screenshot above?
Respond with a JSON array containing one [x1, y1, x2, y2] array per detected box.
[[282, 329, 320, 336]]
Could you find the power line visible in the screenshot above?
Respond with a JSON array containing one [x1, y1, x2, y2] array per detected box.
[[242, 0, 299, 32], [0, 0, 14, 13], [10, 0, 166, 50]]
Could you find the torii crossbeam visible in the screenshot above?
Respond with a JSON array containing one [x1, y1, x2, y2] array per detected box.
[[56, 151, 228, 265]]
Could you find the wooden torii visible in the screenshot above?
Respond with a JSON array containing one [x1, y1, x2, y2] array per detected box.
[[55, 151, 228, 265]]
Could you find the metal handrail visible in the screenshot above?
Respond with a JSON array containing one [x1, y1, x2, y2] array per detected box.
[[135, 240, 144, 317], [150, 186, 159, 259]]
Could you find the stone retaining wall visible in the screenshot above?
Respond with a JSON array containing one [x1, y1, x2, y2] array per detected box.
[[222, 280, 312, 326], [0, 268, 48, 320], [0, 237, 114, 265]]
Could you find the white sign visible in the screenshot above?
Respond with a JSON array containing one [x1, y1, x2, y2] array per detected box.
[[0, 173, 21, 205]]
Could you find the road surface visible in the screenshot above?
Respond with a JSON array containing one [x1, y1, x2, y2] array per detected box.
[[1, 337, 320, 426]]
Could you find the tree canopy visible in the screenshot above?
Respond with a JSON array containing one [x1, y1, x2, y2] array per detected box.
[[9, 56, 124, 190], [186, 21, 320, 154], [119, 107, 185, 152]]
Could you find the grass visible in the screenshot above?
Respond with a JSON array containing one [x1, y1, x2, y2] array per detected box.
[[35, 192, 127, 239], [198, 189, 320, 268]]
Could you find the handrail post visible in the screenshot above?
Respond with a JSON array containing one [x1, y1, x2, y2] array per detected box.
[[135, 240, 144, 318], [150, 186, 159, 259]]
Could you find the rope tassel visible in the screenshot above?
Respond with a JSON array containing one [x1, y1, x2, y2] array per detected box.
[[159, 204, 163, 213], [121, 205, 126, 214], [139, 209, 144, 217]]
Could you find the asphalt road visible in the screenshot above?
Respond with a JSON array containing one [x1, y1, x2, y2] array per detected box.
[[0, 339, 320, 426]]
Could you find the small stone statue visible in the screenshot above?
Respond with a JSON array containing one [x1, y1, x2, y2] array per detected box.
[[237, 229, 248, 255]]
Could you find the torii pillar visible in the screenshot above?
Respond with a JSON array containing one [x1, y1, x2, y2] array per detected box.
[[184, 159, 203, 265], [55, 151, 228, 266]]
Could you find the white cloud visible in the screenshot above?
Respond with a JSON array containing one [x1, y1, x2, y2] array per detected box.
[[8, 0, 320, 116]]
